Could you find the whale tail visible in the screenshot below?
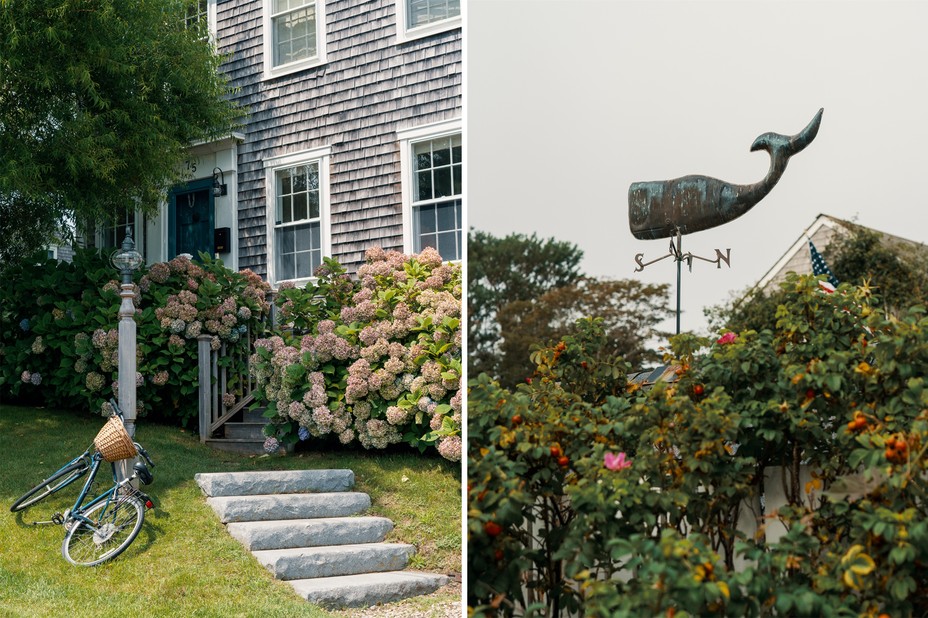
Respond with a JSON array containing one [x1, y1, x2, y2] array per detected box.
[[751, 108, 824, 158]]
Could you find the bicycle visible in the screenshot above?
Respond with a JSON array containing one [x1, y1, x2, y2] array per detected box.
[[9, 400, 156, 566]]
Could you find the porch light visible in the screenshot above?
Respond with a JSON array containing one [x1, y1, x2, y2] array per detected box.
[[212, 166, 227, 197]]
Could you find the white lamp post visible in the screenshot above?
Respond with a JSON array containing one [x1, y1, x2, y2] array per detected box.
[[111, 225, 143, 441]]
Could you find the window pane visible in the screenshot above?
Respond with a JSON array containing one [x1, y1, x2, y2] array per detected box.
[[277, 226, 295, 255], [311, 219, 321, 248], [293, 167, 307, 192], [293, 193, 308, 222], [452, 162, 461, 195], [415, 151, 431, 171], [279, 169, 292, 195], [295, 225, 314, 251], [431, 138, 451, 166], [307, 164, 319, 190], [419, 232, 437, 251], [452, 142, 462, 164], [433, 167, 452, 198], [279, 195, 292, 223], [437, 231, 459, 261], [308, 191, 319, 219], [436, 201, 456, 231], [416, 170, 432, 202], [417, 205, 437, 234], [296, 251, 313, 278], [279, 254, 295, 281]]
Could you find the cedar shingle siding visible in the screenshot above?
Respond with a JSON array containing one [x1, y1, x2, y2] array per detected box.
[[217, 0, 462, 278]]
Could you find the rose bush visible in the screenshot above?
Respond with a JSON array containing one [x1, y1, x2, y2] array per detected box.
[[250, 247, 462, 461], [468, 274, 928, 617], [1, 248, 270, 424]]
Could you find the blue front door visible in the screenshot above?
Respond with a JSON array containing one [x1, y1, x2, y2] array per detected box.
[[169, 179, 214, 259]]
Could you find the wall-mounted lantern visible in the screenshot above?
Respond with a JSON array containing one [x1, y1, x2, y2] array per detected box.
[[212, 167, 227, 197]]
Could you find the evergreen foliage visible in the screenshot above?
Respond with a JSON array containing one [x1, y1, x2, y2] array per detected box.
[[0, 0, 240, 264]]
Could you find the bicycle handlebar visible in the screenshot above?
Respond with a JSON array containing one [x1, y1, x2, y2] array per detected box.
[[134, 443, 154, 468], [108, 398, 125, 421]]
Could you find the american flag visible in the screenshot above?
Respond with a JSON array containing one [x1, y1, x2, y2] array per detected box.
[[809, 240, 839, 292]]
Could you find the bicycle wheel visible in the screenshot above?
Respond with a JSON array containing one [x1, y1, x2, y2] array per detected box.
[[9, 460, 90, 513], [62, 494, 144, 566]]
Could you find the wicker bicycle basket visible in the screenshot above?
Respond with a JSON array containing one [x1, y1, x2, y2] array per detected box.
[[94, 416, 138, 462]]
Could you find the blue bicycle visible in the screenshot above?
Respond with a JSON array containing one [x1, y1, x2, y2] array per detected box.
[[9, 401, 155, 566]]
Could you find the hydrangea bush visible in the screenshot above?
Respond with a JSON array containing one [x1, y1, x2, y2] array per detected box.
[[250, 247, 462, 461], [0, 248, 270, 424], [468, 274, 928, 617]]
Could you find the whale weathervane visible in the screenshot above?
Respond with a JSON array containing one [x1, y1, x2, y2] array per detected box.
[[628, 108, 823, 240]]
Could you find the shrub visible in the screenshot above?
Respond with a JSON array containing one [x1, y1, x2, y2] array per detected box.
[[468, 274, 928, 617], [1, 248, 270, 425], [250, 247, 462, 461]]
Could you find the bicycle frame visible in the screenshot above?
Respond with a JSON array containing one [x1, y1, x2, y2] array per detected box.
[[66, 453, 122, 526]]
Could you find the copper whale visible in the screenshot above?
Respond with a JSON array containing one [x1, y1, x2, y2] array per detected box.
[[628, 108, 823, 240]]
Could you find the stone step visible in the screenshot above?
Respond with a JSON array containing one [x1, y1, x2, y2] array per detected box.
[[203, 438, 266, 455], [226, 516, 394, 551], [287, 571, 450, 609], [253, 543, 415, 581], [224, 422, 265, 440], [196, 469, 355, 497], [243, 408, 267, 423], [206, 492, 371, 523]]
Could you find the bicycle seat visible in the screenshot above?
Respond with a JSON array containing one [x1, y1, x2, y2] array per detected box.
[[133, 461, 154, 486]]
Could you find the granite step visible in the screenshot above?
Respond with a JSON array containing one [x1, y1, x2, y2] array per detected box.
[[203, 438, 266, 455], [226, 516, 393, 551], [205, 492, 371, 523], [287, 571, 451, 608], [252, 543, 415, 580], [223, 422, 265, 440], [195, 469, 355, 497]]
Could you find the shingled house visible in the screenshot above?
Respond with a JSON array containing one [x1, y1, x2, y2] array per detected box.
[[90, 0, 462, 287], [755, 213, 925, 292]]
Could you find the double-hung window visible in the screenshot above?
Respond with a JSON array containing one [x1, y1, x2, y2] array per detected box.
[[265, 148, 331, 286], [265, 0, 326, 78], [99, 210, 143, 254], [398, 120, 462, 261], [184, 0, 216, 41], [396, 0, 461, 43]]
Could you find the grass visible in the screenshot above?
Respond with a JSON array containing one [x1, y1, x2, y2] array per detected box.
[[0, 404, 461, 617]]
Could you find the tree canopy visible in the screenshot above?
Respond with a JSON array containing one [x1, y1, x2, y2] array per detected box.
[[468, 229, 585, 381], [0, 0, 240, 262], [468, 229, 670, 388]]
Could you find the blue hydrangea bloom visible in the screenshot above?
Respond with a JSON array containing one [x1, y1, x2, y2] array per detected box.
[[19, 318, 30, 331], [298, 426, 310, 441]]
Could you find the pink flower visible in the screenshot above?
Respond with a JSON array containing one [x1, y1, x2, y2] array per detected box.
[[717, 332, 737, 345], [604, 452, 632, 471]]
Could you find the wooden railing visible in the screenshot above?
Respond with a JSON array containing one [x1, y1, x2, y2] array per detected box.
[[197, 293, 277, 442]]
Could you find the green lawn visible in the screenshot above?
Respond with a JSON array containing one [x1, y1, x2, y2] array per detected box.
[[0, 404, 461, 617]]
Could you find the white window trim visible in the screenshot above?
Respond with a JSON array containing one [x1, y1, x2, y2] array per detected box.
[[263, 0, 327, 80], [207, 0, 218, 41], [395, 0, 461, 44], [397, 119, 462, 261], [264, 146, 332, 288]]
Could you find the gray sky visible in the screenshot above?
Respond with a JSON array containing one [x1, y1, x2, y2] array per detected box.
[[467, 0, 928, 336]]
